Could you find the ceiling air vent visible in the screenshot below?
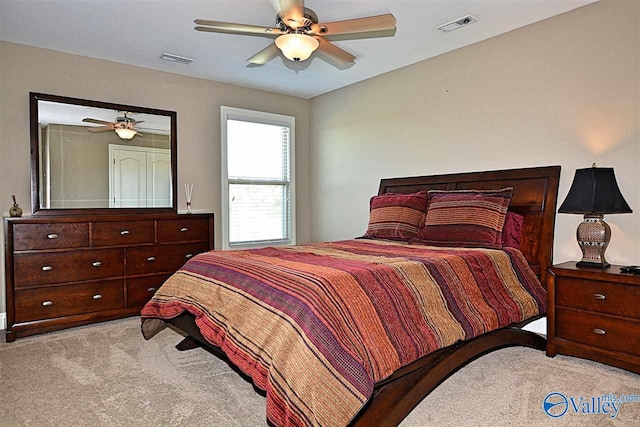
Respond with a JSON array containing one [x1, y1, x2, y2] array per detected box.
[[437, 15, 478, 33], [160, 53, 194, 65]]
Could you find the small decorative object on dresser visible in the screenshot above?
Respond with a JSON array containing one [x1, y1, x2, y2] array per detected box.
[[558, 164, 632, 268], [9, 195, 23, 217], [547, 261, 640, 374], [184, 183, 194, 214], [4, 213, 214, 342]]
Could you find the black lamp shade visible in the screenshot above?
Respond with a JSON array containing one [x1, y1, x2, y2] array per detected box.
[[558, 167, 632, 215]]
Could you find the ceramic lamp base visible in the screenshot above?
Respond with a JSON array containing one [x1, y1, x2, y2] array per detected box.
[[575, 214, 611, 269]]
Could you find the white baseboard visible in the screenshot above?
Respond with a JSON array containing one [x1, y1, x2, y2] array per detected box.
[[0, 312, 6, 330]]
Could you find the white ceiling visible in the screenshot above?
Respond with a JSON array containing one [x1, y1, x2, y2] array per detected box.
[[0, 0, 598, 99]]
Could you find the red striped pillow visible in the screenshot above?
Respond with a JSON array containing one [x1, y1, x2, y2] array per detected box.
[[363, 192, 428, 241], [502, 211, 524, 249], [417, 188, 513, 249]]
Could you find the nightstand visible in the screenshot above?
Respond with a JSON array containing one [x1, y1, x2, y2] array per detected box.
[[546, 261, 640, 374]]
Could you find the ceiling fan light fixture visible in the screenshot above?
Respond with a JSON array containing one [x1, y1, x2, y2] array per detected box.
[[115, 128, 137, 140], [275, 33, 319, 62]]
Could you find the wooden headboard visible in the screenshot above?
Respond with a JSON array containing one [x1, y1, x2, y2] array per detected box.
[[378, 166, 561, 286]]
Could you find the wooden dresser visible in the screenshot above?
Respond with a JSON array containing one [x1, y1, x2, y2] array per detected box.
[[4, 213, 214, 342], [546, 261, 640, 374]]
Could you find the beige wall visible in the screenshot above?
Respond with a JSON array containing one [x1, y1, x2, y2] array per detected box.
[[310, 0, 640, 268], [0, 41, 311, 315]]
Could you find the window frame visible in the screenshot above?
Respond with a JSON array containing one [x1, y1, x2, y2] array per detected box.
[[221, 106, 296, 250]]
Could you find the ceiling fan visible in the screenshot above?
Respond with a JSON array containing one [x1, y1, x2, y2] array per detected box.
[[82, 112, 144, 140], [194, 0, 396, 68]]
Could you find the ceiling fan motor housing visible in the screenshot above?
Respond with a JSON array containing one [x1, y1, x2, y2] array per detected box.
[[116, 112, 136, 126], [276, 7, 318, 32]]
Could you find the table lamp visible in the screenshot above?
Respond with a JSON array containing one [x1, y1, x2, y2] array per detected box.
[[558, 164, 632, 268]]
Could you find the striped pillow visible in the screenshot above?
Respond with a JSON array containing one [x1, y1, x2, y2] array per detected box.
[[502, 211, 524, 249], [363, 192, 428, 241], [417, 188, 513, 249]]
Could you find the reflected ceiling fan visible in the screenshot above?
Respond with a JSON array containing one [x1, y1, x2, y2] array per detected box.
[[194, 0, 396, 68], [83, 112, 144, 140]]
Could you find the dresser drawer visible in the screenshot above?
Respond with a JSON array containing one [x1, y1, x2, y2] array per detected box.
[[92, 220, 154, 246], [13, 223, 89, 250], [556, 277, 640, 318], [14, 248, 124, 288], [14, 280, 124, 322], [157, 218, 209, 242], [556, 309, 640, 356], [126, 242, 209, 276], [127, 274, 171, 307]]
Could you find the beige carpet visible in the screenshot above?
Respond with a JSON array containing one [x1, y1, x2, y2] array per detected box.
[[1, 317, 638, 427]]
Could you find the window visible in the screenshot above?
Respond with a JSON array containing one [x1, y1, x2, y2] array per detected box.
[[221, 107, 295, 249]]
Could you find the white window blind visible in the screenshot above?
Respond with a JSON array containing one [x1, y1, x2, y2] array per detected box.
[[221, 107, 295, 249]]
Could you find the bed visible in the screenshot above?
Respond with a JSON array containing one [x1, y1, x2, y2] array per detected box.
[[141, 165, 561, 426]]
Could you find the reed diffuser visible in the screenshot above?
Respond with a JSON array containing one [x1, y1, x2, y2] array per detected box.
[[184, 183, 194, 214]]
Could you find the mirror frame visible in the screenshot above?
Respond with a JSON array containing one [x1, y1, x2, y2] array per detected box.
[[30, 92, 178, 216]]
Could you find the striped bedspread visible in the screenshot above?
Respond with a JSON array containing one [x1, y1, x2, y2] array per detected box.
[[141, 239, 545, 426]]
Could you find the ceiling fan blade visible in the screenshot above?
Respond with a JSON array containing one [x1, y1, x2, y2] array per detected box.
[[82, 118, 113, 126], [194, 20, 283, 37], [311, 14, 396, 36], [86, 126, 114, 132], [247, 43, 280, 65], [321, 29, 396, 42], [314, 37, 355, 68]]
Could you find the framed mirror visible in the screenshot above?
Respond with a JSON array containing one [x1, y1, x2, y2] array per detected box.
[[30, 93, 177, 215]]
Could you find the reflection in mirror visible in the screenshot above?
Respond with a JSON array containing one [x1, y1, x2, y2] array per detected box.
[[30, 93, 177, 214]]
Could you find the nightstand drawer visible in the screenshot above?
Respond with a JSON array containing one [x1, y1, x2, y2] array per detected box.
[[556, 309, 640, 356], [15, 280, 124, 322], [556, 277, 640, 318]]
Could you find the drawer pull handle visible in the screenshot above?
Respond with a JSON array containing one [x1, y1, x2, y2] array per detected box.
[[120, 230, 130, 235], [147, 256, 156, 262], [42, 265, 53, 271], [92, 261, 102, 267], [593, 293, 606, 300], [180, 227, 188, 232], [147, 287, 157, 292], [93, 294, 103, 300], [593, 328, 606, 335], [185, 253, 194, 259], [47, 233, 59, 239], [42, 300, 53, 306]]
